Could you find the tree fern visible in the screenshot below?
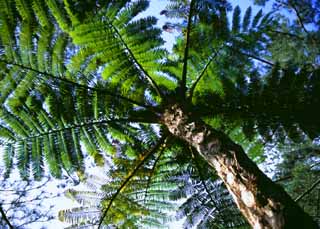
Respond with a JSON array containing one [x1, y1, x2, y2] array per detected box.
[[1, 0, 320, 228]]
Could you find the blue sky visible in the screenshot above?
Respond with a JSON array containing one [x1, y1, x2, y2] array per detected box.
[[146, 0, 272, 51]]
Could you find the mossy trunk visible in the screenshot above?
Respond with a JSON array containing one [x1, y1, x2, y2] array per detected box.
[[163, 105, 318, 228]]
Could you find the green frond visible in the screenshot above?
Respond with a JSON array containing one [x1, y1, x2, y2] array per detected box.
[[0, 0, 15, 22], [80, 127, 104, 166], [0, 125, 15, 142], [31, 0, 51, 28], [65, 189, 103, 206], [3, 144, 15, 178], [172, 159, 247, 228], [242, 6, 252, 32], [93, 126, 116, 156], [0, 108, 29, 137], [31, 137, 44, 180], [11, 108, 43, 134], [1, 1, 318, 227], [70, 128, 85, 172], [68, 5, 165, 98], [232, 6, 241, 33], [251, 9, 263, 28], [105, 0, 130, 20], [46, 0, 70, 31], [15, 0, 32, 22], [58, 131, 73, 172], [59, 206, 100, 225], [16, 140, 30, 180], [37, 109, 55, 130], [62, 0, 80, 26], [60, 161, 176, 228], [51, 34, 68, 76], [114, 0, 150, 28], [36, 27, 54, 71], [0, 69, 16, 104], [0, 13, 19, 61], [259, 11, 273, 28], [19, 21, 37, 67], [43, 134, 62, 178]]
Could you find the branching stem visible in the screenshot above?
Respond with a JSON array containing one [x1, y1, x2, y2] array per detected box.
[[143, 147, 166, 203], [295, 177, 320, 202], [97, 136, 167, 228], [188, 49, 220, 101], [0, 59, 156, 111], [0, 205, 13, 229], [180, 0, 196, 100], [7, 118, 157, 143], [105, 19, 163, 98], [225, 46, 274, 66]]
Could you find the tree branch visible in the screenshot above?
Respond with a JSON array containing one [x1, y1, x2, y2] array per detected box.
[[180, 0, 196, 101], [12, 117, 157, 142], [105, 19, 163, 99], [225, 46, 274, 66], [274, 175, 292, 183], [97, 136, 167, 228], [143, 146, 166, 203], [274, 160, 320, 183], [287, 2, 310, 35], [0, 205, 13, 229], [274, 0, 317, 46], [295, 177, 320, 202], [188, 49, 220, 101], [269, 29, 304, 40], [0, 177, 50, 192]]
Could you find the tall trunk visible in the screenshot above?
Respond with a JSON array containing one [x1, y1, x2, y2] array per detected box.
[[163, 105, 318, 229]]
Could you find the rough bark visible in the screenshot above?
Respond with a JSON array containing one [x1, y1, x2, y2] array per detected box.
[[162, 105, 319, 229]]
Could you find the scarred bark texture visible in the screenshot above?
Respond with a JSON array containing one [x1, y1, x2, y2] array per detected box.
[[163, 105, 319, 229]]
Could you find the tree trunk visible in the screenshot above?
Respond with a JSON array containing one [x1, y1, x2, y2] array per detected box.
[[163, 105, 319, 228]]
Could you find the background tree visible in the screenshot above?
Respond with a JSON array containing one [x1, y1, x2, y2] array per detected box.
[[273, 144, 320, 223], [0, 176, 56, 228], [0, 0, 319, 228]]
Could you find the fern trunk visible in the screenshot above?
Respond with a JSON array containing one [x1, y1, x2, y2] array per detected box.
[[163, 105, 318, 228]]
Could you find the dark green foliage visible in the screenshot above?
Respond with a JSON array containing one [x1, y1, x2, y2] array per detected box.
[[274, 145, 320, 222]]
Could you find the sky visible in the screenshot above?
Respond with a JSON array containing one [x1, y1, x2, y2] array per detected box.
[[0, 0, 273, 228]]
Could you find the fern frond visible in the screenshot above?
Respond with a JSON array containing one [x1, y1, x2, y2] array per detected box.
[[242, 6, 252, 32], [32, 0, 51, 28], [46, 0, 70, 31], [16, 140, 30, 180], [31, 137, 44, 180], [251, 9, 263, 28], [98, 136, 167, 227], [59, 206, 100, 225], [15, 0, 32, 22], [3, 144, 15, 178], [232, 6, 241, 33]]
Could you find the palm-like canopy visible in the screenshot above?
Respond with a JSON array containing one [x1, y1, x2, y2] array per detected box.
[[0, 0, 319, 228]]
